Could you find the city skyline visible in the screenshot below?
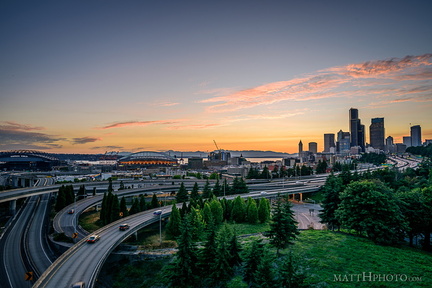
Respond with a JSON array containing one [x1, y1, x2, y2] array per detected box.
[[1, 1, 432, 154]]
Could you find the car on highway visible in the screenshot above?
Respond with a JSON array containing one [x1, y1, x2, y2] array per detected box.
[[119, 223, 129, 231], [87, 234, 100, 243], [260, 191, 268, 195], [153, 210, 162, 216], [68, 209, 75, 214], [71, 281, 85, 288]]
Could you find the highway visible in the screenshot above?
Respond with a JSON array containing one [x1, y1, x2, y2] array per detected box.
[[34, 208, 167, 288], [0, 168, 391, 288], [1, 196, 38, 288], [24, 193, 56, 278]]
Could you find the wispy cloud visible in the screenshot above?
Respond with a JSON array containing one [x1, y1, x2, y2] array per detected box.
[[199, 54, 432, 113], [0, 121, 64, 150], [166, 123, 224, 130], [97, 120, 184, 129], [0, 121, 45, 131], [153, 101, 180, 107], [72, 137, 102, 145], [91, 145, 124, 150]]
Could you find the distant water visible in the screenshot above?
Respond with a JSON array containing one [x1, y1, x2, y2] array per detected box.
[[181, 157, 283, 164], [244, 157, 284, 163]]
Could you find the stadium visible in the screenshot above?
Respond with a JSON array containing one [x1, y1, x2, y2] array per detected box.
[[117, 151, 178, 168], [0, 150, 60, 171]]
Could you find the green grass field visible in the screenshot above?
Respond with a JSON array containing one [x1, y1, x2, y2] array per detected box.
[[292, 230, 431, 287], [103, 229, 431, 288]]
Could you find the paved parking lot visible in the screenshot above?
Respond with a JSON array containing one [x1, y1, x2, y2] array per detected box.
[[291, 202, 325, 230]]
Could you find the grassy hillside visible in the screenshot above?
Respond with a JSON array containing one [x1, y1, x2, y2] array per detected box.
[[103, 229, 431, 287], [294, 230, 431, 287]]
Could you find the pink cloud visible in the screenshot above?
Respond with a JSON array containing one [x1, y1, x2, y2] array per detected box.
[[199, 54, 432, 113], [98, 119, 185, 130]]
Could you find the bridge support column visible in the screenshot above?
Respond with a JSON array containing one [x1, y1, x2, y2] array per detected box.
[[9, 200, 16, 216], [134, 231, 138, 240], [299, 193, 303, 202], [95, 204, 99, 212]]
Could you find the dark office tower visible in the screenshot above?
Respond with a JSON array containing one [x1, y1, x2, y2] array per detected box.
[[324, 133, 335, 153], [411, 125, 422, 146], [298, 140, 303, 154], [308, 142, 318, 154], [349, 108, 365, 151], [370, 118, 385, 150]]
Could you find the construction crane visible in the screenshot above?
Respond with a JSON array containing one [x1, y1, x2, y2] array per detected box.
[[213, 140, 221, 152]]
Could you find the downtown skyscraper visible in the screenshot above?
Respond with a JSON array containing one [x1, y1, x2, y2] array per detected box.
[[370, 118, 385, 150], [410, 125, 422, 147], [349, 108, 365, 152]]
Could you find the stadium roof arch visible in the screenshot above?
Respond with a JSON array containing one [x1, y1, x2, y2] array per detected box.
[[118, 151, 178, 166]]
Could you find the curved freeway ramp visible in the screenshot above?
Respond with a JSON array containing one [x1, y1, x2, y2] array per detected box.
[[34, 208, 171, 288]]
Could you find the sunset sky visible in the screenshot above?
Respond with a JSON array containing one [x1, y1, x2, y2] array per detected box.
[[1, 0, 431, 154]]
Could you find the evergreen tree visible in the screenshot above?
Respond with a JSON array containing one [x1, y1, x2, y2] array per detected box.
[[238, 177, 249, 194], [210, 198, 224, 225], [227, 229, 242, 267], [166, 215, 199, 287], [258, 198, 270, 223], [119, 196, 128, 217], [253, 250, 276, 288], [65, 185, 75, 205], [108, 178, 113, 193], [176, 182, 189, 203], [191, 182, 200, 200], [231, 196, 246, 223], [246, 198, 259, 224], [77, 184, 86, 200], [315, 160, 328, 174], [180, 202, 188, 218], [277, 252, 307, 288], [319, 173, 343, 231], [151, 193, 160, 208], [55, 185, 66, 212], [231, 177, 241, 194], [166, 204, 182, 238], [261, 166, 271, 179], [243, 239, 266, 284], [139, 194, 147, 211], [202, 179, 212, 199], [100, 192, 107, 224], [202, 202, 213, 225], [189, 208, 205, 241], [210, 224, 234, 284], [266, 196, 299, 256], [111, 194, 121, 222], [199, 217, 218, 280], [212, 179, 222, 197], [223, 179, 230, 196], [129, 198, 140, 215]]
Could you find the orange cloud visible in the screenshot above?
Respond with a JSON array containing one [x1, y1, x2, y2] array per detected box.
[[98, 120, 184, 129]]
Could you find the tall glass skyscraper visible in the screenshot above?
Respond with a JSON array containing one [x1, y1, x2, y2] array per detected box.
[[370, 118, 385, 150], [349, 108, 365, 152], [410, 125, 422, 146]]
